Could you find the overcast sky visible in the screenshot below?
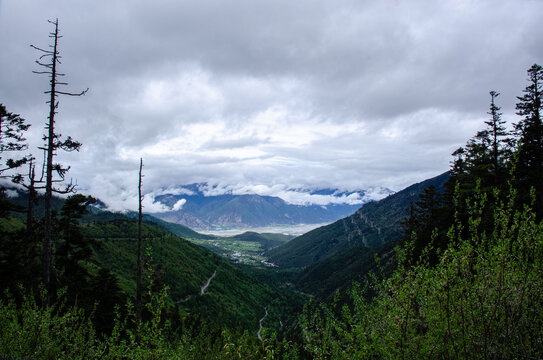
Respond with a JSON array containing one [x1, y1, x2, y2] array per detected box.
[[1, 0, 542, 211]]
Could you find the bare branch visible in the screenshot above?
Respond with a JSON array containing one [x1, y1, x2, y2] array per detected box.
[[35, 60, 53, 67], [30, 44, 53, 53], [56, 88, 89, 96], [52, 181, 77, 194]]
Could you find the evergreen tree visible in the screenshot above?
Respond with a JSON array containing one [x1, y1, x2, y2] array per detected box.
[[401, 184, 445, 266], [449, 91, 512, 195], [444, 91, 514, 239], [0, 106, 37, 298], [54, 195, 125, 334], [55, 194, 97, 305], [87, 267, 124, 335], [513, 63, 543, 217], [0, 104, 31, 177], [485, 91, 514, 182], [0, 105, 31, 216]]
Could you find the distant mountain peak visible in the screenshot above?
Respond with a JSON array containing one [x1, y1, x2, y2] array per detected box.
[[149, 183, 393, 230]]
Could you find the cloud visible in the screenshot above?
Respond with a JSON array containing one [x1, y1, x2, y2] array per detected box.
[[172, 199, 187, 211], [189, 182, 391, 206], [0, 0, 542, 213]]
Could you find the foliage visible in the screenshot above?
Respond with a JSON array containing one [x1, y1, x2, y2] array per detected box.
[[513, 64, 543, 217], [301, 187, 543, 358], [0, 290, 99, 359], [0, 285, 299, 359], [0, 104, 30, 177]]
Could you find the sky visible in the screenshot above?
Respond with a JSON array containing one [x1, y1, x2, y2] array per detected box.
[[1, 0, 542, 211]]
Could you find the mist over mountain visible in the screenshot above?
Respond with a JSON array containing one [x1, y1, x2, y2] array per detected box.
[[150, 183, 392, 230]]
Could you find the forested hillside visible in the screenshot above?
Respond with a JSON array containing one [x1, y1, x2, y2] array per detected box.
[[294, 241, 397, 300], [84, 219, 287, 329], [267, 172, 450, 268]]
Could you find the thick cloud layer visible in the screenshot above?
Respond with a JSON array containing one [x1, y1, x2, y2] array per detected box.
[[0, 0, 541, 210]]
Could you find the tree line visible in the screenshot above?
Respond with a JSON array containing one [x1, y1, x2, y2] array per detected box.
[[402, 63, 543, 268]]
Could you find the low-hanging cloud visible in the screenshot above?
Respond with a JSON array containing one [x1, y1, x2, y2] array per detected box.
[[172, 199, 187, 211]]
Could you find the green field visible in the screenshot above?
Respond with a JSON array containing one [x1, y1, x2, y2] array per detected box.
[[186, 231, 293, 266]]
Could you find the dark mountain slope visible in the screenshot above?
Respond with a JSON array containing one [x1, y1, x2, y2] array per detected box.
[[266, 172, 450, 268], [295, 241, 397, 300]]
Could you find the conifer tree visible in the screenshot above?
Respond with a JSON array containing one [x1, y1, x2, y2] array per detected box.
[[486, 91, 513, 181], [0, 106, 35, 296], [449, 91, 512, 194], [0, 105, 31, 217], [31, 19, 88, 304], [54, 195, 96, 304], [513, 64, 543, 216], [401, 184, 445, 266], [0, 104, 31, 177]]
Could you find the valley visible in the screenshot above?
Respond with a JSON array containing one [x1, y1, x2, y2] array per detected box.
[[197, 222, 330, 236]]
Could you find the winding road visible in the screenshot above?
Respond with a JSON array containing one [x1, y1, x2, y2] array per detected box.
[[201, 270, 217, 295], [257, 307, 268, 341], [175, 269, 217, 303]]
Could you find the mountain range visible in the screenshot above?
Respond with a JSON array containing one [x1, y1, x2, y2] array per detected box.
[[151, 184, 392, 230], [267, 172, 450, 269]]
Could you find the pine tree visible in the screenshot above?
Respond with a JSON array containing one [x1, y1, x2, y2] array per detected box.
[[513, 64, 543, 217], [401, 184, 445, 266], [486, 91, 513, 182], [449, 91, 512, 194], [0, 105, 31, 216], [0, 106, 36, 297], [0, 104, 31, 176], [55, 194, 97, 305], [87, 267, 124, 334]]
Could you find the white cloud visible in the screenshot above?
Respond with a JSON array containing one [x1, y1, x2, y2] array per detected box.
[[0, 0, 541, 212], [186, 182, 391, 206], [172, 198, 187, 211], [4, 189, 20, 198]]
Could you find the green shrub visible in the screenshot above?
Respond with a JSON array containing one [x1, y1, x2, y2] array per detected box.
[[301, 189, 543, 359]]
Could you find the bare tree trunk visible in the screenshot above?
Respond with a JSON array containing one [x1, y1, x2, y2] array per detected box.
[[42, 21, 60, 307], [136, 158, 143, 323], [32, 18, 87, 307], [26, 160, 36, 232]]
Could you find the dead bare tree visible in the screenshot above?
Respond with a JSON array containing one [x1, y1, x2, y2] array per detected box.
[[31, 19, 88, 305], [136, 158, 144, 322]]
